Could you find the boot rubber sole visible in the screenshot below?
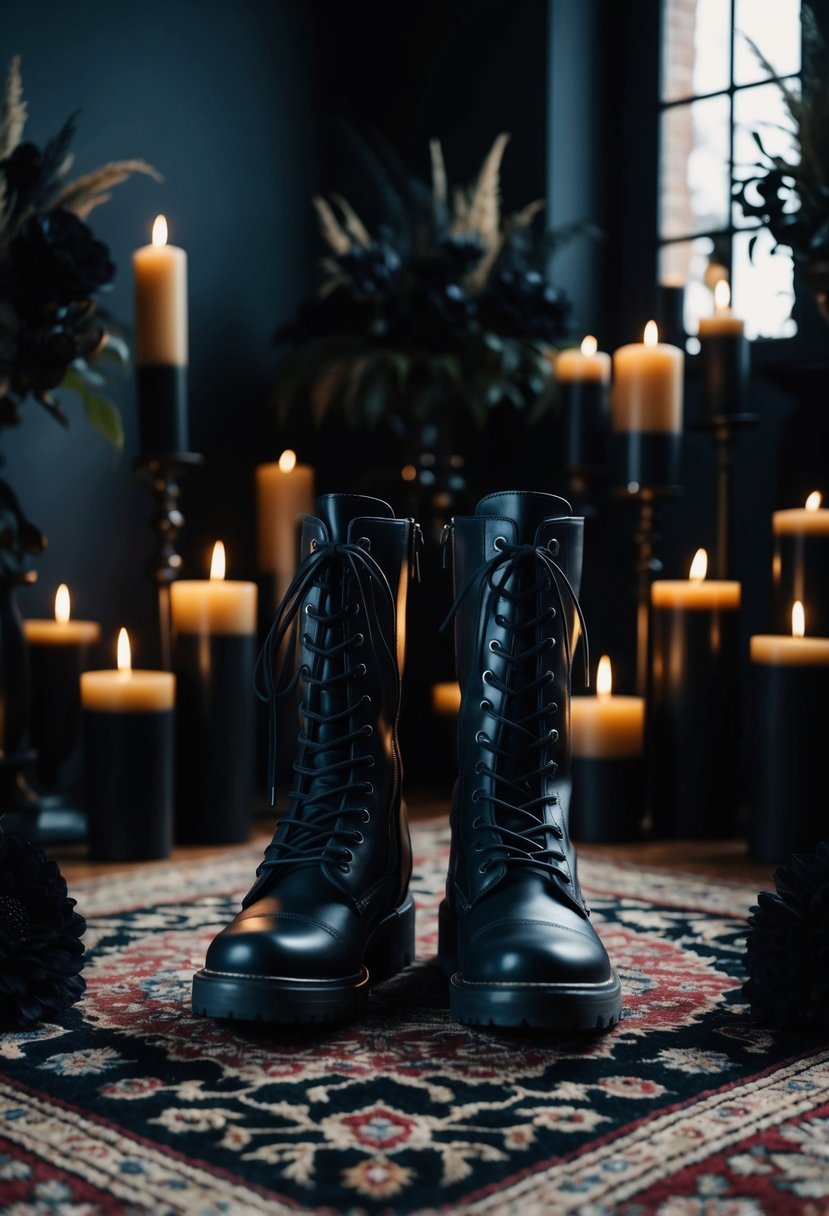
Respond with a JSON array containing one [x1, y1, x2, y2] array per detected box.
[[438, 906, 622, 1031], [191, 896, 415, 1025]]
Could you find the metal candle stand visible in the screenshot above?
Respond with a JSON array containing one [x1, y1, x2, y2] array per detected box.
[[612, 431, 682, 697], [691, 413, 757, 579], [135, 452, 204, 670]]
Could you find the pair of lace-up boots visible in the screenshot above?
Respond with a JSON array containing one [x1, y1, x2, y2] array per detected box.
[[192, 491, 621, 1031]]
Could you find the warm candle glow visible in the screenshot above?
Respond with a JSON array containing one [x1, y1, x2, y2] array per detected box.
[[792, 600, 805, 638], [805, 490, 822, 511], [714, 279, 731, 312], [580, 335, 598, 357], [210, 540, 226, 582], [152, 214, 168, 247], [689, 548, 708, 582], [596, 655, 612, 699], [278, 449, 297, 474], [54, 583, 70, 624], [643, 320, 659, 347], [117, 628, 132, 673]]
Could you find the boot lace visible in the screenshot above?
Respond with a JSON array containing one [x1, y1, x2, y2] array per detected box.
[[249, 540, 397, 900], [442, 540, 588, 886]]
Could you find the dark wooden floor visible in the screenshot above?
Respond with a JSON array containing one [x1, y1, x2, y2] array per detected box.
[[55, 792, 776, 889]]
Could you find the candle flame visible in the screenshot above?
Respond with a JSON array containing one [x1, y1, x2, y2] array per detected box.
[[54, 583, 70, 624], [689, 548, 708, 582], [580, 335, 598, 357], [644, 320, 659, 347], [792, 600, 805, 638], [714, 279, 731, 312], [278, 449, 297, 473], [805, 490, 822, 511], [210, 540, 226, 582], [117, 628, 132, 673], [596, 655, 613, 698], [152, 214, 168, 247]]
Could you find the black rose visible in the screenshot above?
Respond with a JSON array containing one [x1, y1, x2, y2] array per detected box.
[[10, 208, 115, 310], [479, 270, 572, 343]]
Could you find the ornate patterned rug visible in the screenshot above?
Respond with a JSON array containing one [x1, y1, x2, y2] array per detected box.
[[0, 821, 827, 1215]]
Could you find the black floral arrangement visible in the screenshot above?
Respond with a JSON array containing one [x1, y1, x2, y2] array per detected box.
[[734, 7, 829, 268], [0, 55, 158, 573], [276, 133, 592, 431], [743, 840, 829, 1033], [0, 828, 86, 1026]]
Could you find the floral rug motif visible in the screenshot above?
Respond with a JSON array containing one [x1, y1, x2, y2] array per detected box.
[[0, 822, 827, 1215]]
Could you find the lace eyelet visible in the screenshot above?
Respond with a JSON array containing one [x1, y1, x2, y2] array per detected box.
[[472, 816, 483, 829], [310, 538, 318, 552], [360, 809, 371, 823], [549, 701, 558, 713], [304, 604, 313, 615], [480, 698, 491, 713], [482, 670, 494, 686], [366, 755, 376, 768], [493, 535, 507, 552], [362, 724, 374, 736], [357, 536, 371, 551], [351, 603, 361, 615], [354, 633, 365, 647], [475, 760, 485, 774], [547, 636, 557, 648], [364, 781, 375, 795], [549, 728, 559, 742], [488, 639, 501, 653], [352, 832, 364, 845], [302, 632, 310, 645], [471, 789, 482, 803], [475, 730, 489, 744], [545, 671, 555, 685], [355, 662, 367, 676], [547, 538, 560, 556], [473, 842, 483, 852], [479, 863, 489, 875]]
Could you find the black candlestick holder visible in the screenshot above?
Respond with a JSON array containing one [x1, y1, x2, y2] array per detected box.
[[135, 452, 204, 670], [612, 432, 682, 697], [691, 413, 757, 580]]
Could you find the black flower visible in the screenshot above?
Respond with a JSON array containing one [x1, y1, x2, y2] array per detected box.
[[479, 270, 572, 343], [743, 840, 829, 1032], [1, 142, 45, 209], [0, 832, 86, 1027], [10, 208, 115, 309]]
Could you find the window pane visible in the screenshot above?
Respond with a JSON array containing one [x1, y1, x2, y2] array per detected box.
[[660, 95, 731, 239], [734, 0, 801, 87], [733, 81, 800, 228], [732, 227, 797, 339], [659, 236, 717, 345], [662, 0, 731, 101]]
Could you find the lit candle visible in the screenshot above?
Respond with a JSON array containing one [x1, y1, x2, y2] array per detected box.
[[81, 629, 175, 860], [133, 214, 189, 454], [772, 490, 829, 637], [749, 603, 829, 862], [649, 549, 741, 838], [612, 321, 684, 489], [255, 449, 315, 611], [556, 336, 611, 473], [698, 280, 750, 418], [570, 656, 645, 841], [24, 585, 100, 792], [170, 541, 257, 844]]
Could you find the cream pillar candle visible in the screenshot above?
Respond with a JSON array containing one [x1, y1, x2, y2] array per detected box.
[[772, 491, 829, 637], [133, 214, 189, 454], [432, 681, 461, 717], [612, 321, 684, 433], [169, 542, 257, 635], [571, 658, 645, 760], [256, 450, 315, 618], [81, 630, 175, 712], [556, 336, 611, 385]]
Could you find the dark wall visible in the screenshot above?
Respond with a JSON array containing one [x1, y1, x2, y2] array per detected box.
[[1, 0, 318, 664]]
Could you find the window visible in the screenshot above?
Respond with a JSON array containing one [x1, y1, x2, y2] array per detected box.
[[659, 0, 801, 343]]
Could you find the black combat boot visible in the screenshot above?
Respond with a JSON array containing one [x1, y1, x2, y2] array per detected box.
[[192, 495, 418, 1024], [438, 491, 622, 1030]]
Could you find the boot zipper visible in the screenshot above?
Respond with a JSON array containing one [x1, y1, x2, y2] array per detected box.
[[440, 522, 453, 571], [408, 520, 424, 583]]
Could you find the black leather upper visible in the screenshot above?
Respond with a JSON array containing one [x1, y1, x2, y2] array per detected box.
[[205, 495, 413, 983], [444, 490, 613, 987]]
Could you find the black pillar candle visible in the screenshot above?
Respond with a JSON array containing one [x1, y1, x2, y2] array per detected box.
[[612, 325, 684, 492], [698, 285, 750, 420], [657, 281, 686, 351], [170, 548, 257, 845], [24, 591, 100, 789], [81, 637, 175, 860], [649, 555, 742, 837], [570, 660, 645, 841], [772, 501, 829, 637], [748, 629, 829, 863], [133, 216, 189, 456], [555, 341, 611, 474]]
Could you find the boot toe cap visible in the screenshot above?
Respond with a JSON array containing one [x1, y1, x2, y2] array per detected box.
[[205, 908, 359, 982], [461, 915, 612, 987]]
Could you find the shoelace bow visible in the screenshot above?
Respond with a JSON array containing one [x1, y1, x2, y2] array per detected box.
[[251, 540, 397, 894], [442, 539, 589, 886]]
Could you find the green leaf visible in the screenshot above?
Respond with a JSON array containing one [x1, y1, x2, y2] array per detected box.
[[60, 368, 124, 450]]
